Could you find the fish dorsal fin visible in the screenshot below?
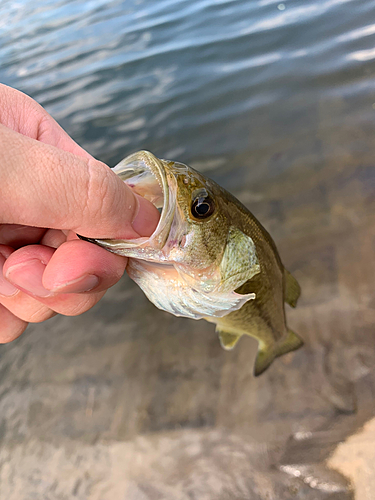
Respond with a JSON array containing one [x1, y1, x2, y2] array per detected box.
[[217, 328, 242, 350], [219, 227, 260, 293], [284, 269, 301, 308]]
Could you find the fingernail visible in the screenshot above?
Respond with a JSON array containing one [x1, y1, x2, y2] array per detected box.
[[5, 259, 53, 298], [49, 274, 99, 293], [0, 253, 18, 297]]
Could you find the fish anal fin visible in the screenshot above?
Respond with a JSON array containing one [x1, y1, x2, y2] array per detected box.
[[284, 269, 301, 308], [217, 328, 242, 351], [254, 329, 304, 376]]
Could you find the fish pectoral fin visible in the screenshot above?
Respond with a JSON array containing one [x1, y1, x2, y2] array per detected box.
[[217, 328, 242, 350], [219, 227, 260, 293], [284, 269, 301, 308], [254, 329, 304, 377]]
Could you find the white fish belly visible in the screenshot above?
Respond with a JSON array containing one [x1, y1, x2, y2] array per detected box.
[[127, 259, 255, 320]]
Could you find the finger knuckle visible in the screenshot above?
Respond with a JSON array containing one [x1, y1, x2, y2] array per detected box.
[[27, 305, 57, 323], [0, 303, 28, 343], [83, 159, 114, 223], [63, 293, 102, 316], [0, 322, 28, 343]]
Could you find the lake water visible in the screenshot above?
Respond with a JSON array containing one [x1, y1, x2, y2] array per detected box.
[[2, 0, 375, 172], [1, 1, 375, 499]]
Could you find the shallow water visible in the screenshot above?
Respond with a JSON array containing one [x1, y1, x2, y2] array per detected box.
[[1, 0, 375, 498]]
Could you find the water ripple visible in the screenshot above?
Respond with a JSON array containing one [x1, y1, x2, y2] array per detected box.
[[1, 0, 375, 168], [348, 48, 375, 62]]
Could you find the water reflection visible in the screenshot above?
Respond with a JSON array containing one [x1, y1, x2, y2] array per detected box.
[[348, 47, 375, 61]]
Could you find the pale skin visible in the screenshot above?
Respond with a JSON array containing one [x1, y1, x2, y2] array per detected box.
[[0, 84, 160, 343]]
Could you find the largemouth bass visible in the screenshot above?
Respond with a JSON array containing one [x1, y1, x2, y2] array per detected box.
[[80, 151, 303, 376]]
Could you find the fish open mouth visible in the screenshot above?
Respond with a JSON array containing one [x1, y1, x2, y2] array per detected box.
[[114, 151, 166, 213], [79, 151, 176, 257]]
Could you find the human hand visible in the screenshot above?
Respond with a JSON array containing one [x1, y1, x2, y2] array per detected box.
[[0, 84, 160, 342]]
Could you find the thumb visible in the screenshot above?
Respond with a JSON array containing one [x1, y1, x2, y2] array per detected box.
[[0, 124, 159, 238]]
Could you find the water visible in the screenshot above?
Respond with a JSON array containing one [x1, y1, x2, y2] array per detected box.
[[1, 1, 375, 498], [2, 0, 375, 170]]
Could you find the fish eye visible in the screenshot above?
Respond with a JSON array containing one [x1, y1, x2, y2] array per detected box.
[[191, 191, 215, 219]]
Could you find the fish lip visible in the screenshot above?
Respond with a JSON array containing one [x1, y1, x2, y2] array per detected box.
[[109, 150, 175, 251]]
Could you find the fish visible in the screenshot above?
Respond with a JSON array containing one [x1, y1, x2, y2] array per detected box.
[[79, 150, 303, 376]]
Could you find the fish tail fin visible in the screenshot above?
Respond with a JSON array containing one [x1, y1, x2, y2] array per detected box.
[[284, 269, 301, 308], [276, 328, 304, 357], [254, 329, 304, 377], [254, 345, 276, 376], [216, 327, 242, 350]]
